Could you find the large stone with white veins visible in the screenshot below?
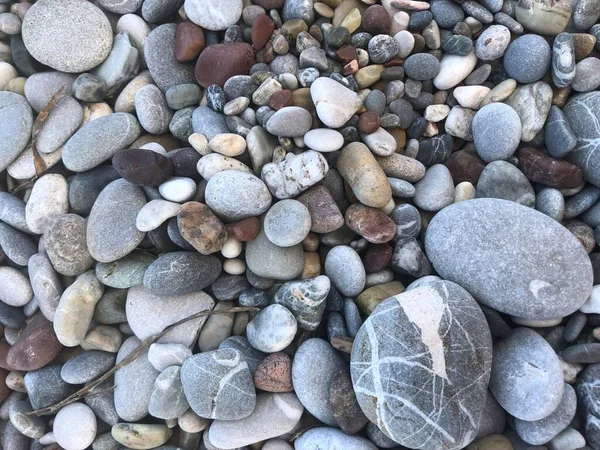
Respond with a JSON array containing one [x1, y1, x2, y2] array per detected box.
[[184, 0, 243, 31], [262, 151, 329, 199], [425, 198, 593, 319], [351, 281, 493, 450], [552, 33, 576, 88], [310, 77, 363, 128], [181, 348, 256, 420], [565, 92, 600, 188], [490, 328, 564, 421]]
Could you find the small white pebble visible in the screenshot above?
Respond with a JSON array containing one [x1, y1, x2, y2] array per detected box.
[[140, 142, 167, 155], [158, 177, 197, 202], [221, 236, 242, 258], [188, 132, 211, 155], [224, 258, 246, 275]]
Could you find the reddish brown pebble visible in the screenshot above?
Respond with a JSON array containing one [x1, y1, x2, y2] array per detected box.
[[175, 21, 205, 63], [344, 60, 359, 75], [345, 203, 396, 244], [226, 217, 260, 241], [6, 315, 63, 371], [251, 15, 275, 51], [336, 45, 358, 64], [269, 90, 293, 110], [384, 56, 404, 67], [297, 185, 345, 234], [256, 42, 275, 64], [195, 43, 256, 87], [359, 111, 381, 134], [177, 202, 228, 255], [364, 243, 393, 273], [0, 368, 9, 403], [362, 5, 391, 35], [112, 148, 174, 187], [254, 352, 293, 392], [445, 150, 487, 185], [518, 147, 583, 189], [252, 0, 284, 8], [0, 340, 11, 370]]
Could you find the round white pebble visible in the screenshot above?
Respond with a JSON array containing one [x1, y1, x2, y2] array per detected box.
[[223, 258, 246, 275], [158, 177, 197, 202], [221, 236, 242, 258], [303, 128, 344, 152], [53, 403, 97, 450]]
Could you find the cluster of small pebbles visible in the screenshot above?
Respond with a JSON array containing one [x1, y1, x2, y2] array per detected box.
[[1, 0, 600, 449]]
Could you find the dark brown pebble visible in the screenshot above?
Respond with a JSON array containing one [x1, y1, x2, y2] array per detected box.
[[362, 5, 391, 35], [6, 315, 63, 371], [364, 243, 393, 273], [269, 90, 293, 110], [359, 111, 381, 134], [252, 0, 284, 8], [329, 371, 369, 434], [0, 340, 11, 370], [175, 21, 205, 63], [195, 43, 256, 88], [112, 148, 173, 187], [0, 368, 9, 403], [167, 147, 201, 177], [297, 185, 345, 234], [226, 217, 260, 241], [518, 147, 582, 189], [345, 203, 396, 244], [177, 202, 228, 255], [251, 14, 275, 51], [445, 149, 486, 185], [336, 45, 358, 64]]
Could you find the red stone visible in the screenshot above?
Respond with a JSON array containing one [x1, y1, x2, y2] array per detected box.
[[362, 5, 391, 35], [254, 352, 293, 392], [252, 0, 284, 8], [364, 243, 393, 273], [445, 150, 486, 185], [344, 60, 359, 75], [336, 45, 358, 64], [297, 185, 345, 234], [252, 15, 275, 51], [518, 147, 583, 189], [6, 314, 63, 371], [269, 90, 293, 110], [175, 21, 205, 63], [226, 217, 260, 241], [0, 340, 11, 370], [195, 43, 256, 88], [359, 111, 380, 134], [345, 203, 396, 244]]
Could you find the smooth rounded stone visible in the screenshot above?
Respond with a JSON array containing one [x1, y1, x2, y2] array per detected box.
[[310, 77, 362, 129], [445, 105, 475, 140], [208, 134, 246, 157], [262, 151, 328, 199], [274, 276, 330, 330], [391, 236, 433, 277], [60, 351, 115, 384], [94, 288, 127, 324], [23, 72, 77, 112], [191, 109, 228, 143], [0, 192, 30, 233], [44, 214, 94, 276], [136, 200, 181, 233], [36, 96, 83, 154], [433, 51, 477, 90], [9, 401, 45, 439], [504, 34, 551, 84], [21, 0, 112, 72], [292, 338, 347, 426], [388, 178, 416, 198], [453, 86, 491, 110], [54, 403, 97, 450], [195, 42, 255, 88], [3, 421, 30, 450], [170, 106, 193, 140], [304, 129, 344, 153], [263, 439, 293, 450], [325, 246, 366, 297], [296, 185, 344, 234], [6, 314, 62, 371], [245, 226, 304, 280], [0, 92, 32, 172], [205, 170, 271, 221], [345, 204, 395, 244], [181, 348, 255, 420], [98, 0, 143, 13], [337, 143, 392, 208], [391, 203, 421, 241], [295, 427, 377, 450], [475, 392, 507, 440], [147, 366, 189, 420], [515, 0, 571, 35], [148, 343, 192, 372], [545, 105, 577, 159], [24, 364, 77, 410], [87, 179, 146, 263], [128, 286, 215, 347], [442, 34, 472, 56], [415, 134, 453, 166], [111, 423, 171, 450], [472, 103, 522, 162], [158, 177, 196, 203], [404, 53, 441, 81], [536, 188, 565, 221], [490, 328, 563, 421], [0, 222, 35, 266], [28, 253, 62, 321], [208, 392, 303, 448], [430, 0, 465, 27], [413, 164, 454, 212], [351, 281, 492, 449], [552, 33, 576, 89], [265, 106, 312, 137], [515, 383, 576, 445], [361, 127, 397, 156], [476, 161, 535, 207], [114, 336, 159, 421], [25, 174, 68, 235], [165, 85, 202, 110], [135, 85, 173, 135], [565, 187, 600, 220], [246, 304, 297, 353], [63, 112, 140, 172], [184, 0, 242, 31], [197, 153, 252, 180], [519, 147, 582, 190], [69, 166, 120, 216], [176, 202, 227, 255], [0, 267, 32, 307], [145, 24, 195, 91], [264, 200, 311, 247], [562, 342, 600, 363], [253, 352, 293, 393], [426, 198, 593, 318], [572, 57, 600, 92], [505, 82, 553, 143], [53, 271, 104, 347], [92, 32, 139, 97], [574, 0, 600, 29]]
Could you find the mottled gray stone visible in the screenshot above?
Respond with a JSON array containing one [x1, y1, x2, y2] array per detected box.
[[219, 335, 266, 375], [93, 32, 139, 96], [87, 179, 146, 263], [425, 198, 593, 319], [211, 275, 249, 301], [552, 33, 576, 88], [23, 71, 76, 112], [246, 304, 297, 353], [536, 187, 564, 221], [96, 250, 156, 289], [0, 222, 36, 266], [94, 288, 127, 324], [273, 276, 330, 330], [181, 348, 255, 419], [63, 113, 141, 172], [292, 338, 347, 426], [413, 164, 454, 212], [135, 84, 173, 134], [28, 253, 62, 321], [69, 165, 121, 216], [282, 0, 314, 24], [245, 227, 305, 281], [61, 351, 115, 384], [0, 192, 30, 233], [565, 186, 600, 219], [475, 25, 510, 60], [403, 53, 441, 80], [490, 328, 564, 421], [416, 134, 453, 166], [472, 102, 522, 162], [0, 92, 33, 172], [368, 35, 400, 64], [9, 401, 46, 439], [97, 0, 143, 13], [36, 96, 83, 154], [266, 106, 312, 137], [475, 391, 506, 439], [545, 105, 577, 158], [45, 214, 94, 276], [192, 106, 229, 140], [184, 0, 242, 30], [24, 365, 76, 410], [573, 57, 600, 92], [166, 84, 202, 110], [325, 245, 366, 297], [264, 199, 311, 247], [504, 33, 551, 84], [143, 0, 184, 23], [148, 366, 189, 420], [505, 81, 553, 142], [126, 285, 215, 346], [391, 237, 432, 277], [351, 281, 493, 450], [388, 178, 416, 198], [476, 160, 535, 207], [262, 151, 328, 199], [565, 93, 600, 187], [430, 0, 465, 28]]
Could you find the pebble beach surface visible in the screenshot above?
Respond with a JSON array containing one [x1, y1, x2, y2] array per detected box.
[[1, 0, 600, 449]]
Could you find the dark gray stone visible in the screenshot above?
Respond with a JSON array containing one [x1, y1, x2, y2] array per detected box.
[[219, 335, 266, 375], [403, 53, 441, 81], [563, 343, 600, 363], [95, 250, 156, 289], [430, 0, 465, 28], [368, 35, 400, 64], [192, 106, 229, 140], [24, 365, 76, 410], [476, 160, 535, 207], [545, 105, 577, 158], [69, 165, 121, 216], [442, 34, 473, 56], [142, 0, 183, 22], [391, 203, 421, 241], [0, 222, 36, 266]]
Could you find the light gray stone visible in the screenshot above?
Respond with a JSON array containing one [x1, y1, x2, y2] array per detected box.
[[53, 403, 97, 450], [184, 0, 243, 31], [36, 96, 83, 154], [472, 102, 522, 162], [148, 366, 189, 420], [325, 246, 365, 297], [264, 199, 311, 247], [135, 84, 173, 134], [246, 227, 305, 280], [61, 350, 115, 384], [505, 81, 553, 142], [295, 428, 377, 450], [93, 32, 139, 96], [0, 92, 33, 172], [261, 151, 329, 199], [413, 164, 454, 211], [246, 304, 297, 353], [476, 160, 536, 207]]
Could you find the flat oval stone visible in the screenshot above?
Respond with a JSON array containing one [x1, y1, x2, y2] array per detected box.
[[87, 179, 146, 263], [6, 314, 62, 371], [175, 21, 205, 63], [245, 226, 305, 280], [297, 185, 344, 234], [425, 198, 593, 319], [344, 204, 395, 244], [143, 251, 221, 297], [325, 245, 366, 297], [22, 0, 112, 73], [25, 174, 68, 235], [0, 266, 32, 307], [195, 43, 255, 88], [60, 350, 115, 384], [28, 253, 62, 321], [54, 403, 97, 450], [0, 92, 33, 172], [113, 149, 174, 187], [304, 128, 345, 152], [135, 85, 173, 135], [36, 96, 83, 154], [264, 200, 311, 247], [503, 34, 551, 83], [490, 328, 563, 421], [68, 165, 120, 216], [111, 423, 171, 449], [63, 113, 141, 172], [552, 33, 576, 89], [350, 281, 493, 450], [413, 164, 455, 211], [45, 214, 94, 276], [518, 147, 582, 189], [296, 428, 377, 450], [433, 51, 478, 90], [310, 77, 362, 128], [265, 106, 312, 137]]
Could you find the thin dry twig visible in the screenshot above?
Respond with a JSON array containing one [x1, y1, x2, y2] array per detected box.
[[27, 306, 259, 416], [330, 335, 354, 354]]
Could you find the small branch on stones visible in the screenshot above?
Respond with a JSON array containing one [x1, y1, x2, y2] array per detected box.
[[26, 306, 259, 416], [330, 335, 354, 354]]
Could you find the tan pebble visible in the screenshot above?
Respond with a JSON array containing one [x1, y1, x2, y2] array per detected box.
[[355, 64, 384, 88], [302, 232, 320, 252], [356, 281, 405, 315], [465, 434, 513, 450], [374, 152, 426, 183], [114, 71, 154, 113], [224, 258, 246, 275], [111, 423, 172, 450], [81, 325, 122, 353], [423, 121, 438, 137], [6, 76, 25, 95], [480, 78, 517, 107], [0, 61, 17, 90], [379, 197, 395, 215], [454, 181, 475, 203], [197, 301, 234, 352], [188, 133, 211, 155], [232, 311, 249, 335], [82, 102, 113, 125], [340, 8, 362, 33], [552, 84, 571, 107], [571, 33, 596, 61], [209, 133, 246, 157], [314, 2, 334, 18], [178, 409, 210, 433], [424, 104, 450, 122], [301, 251, 321, 279]]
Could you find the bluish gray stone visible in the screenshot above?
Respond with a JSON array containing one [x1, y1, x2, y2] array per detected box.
[[425, 198, 593, 319], [0, 192, 30, 233], [192, 106, 228, 140], [368, 35, 400, 64], [92, 32, 139, 96], [476, 160, 535, 207], [504, 34, 551, 84], [273, 276, 330, 330], [388, 178, 416, 198], [413, 164, 454, 211], [61, 351, 115, 384], [324, 246, 365, 297], [36, 96, 83, 154], [443, 34, 473, 56], [135, 84, 173, 134], [0, 222, 36, 266], [0, 92, 33, 172], [295, 428, 377, 450], [472, 102, 522, 162], [391, 203, 421, 241], [68, 165, 120, 216], [282, 0, 314, 24], [143, 0, 184, 23], [219, 336, 266, 375], [96, 250, 156, 289], [391, 237, 432, 277], [24, 365, 76, 410], [246, 304, 297, 353], [564, 186, 600, 219], [545, 105, 576, 158], [148, 366, 189, 420], [573, 57, 600, 92], [350, 281, 493, 450], [536, 187, 565, 221], [430, 0, 465, 28], [403, 53, 441, 81]]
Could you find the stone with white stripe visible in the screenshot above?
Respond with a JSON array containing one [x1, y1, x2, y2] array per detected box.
[[181, 348, 256, 420], [350, 280, 493, 450]]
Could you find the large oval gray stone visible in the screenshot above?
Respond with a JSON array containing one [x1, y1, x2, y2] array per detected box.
[[245, 227, 304, 281], [350, 281, 493, 450], [0, 92, 33, 172], [425, 198, 593, 319]]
